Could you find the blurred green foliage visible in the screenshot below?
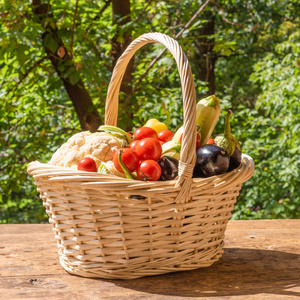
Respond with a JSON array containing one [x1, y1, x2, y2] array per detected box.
[[0, 0, 299, 223]]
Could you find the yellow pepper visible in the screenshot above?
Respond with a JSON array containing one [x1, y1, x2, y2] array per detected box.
[[144, 105, 171, 133], [144, 118, 168, 133]]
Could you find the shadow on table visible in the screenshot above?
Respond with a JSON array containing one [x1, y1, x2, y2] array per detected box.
[[109, 248, 300, 298]]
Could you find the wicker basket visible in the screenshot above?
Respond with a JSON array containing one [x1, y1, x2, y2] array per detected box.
[[27, 32, 254, 280]]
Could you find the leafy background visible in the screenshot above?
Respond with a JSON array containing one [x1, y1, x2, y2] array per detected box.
[[0, 0, 299, 223]]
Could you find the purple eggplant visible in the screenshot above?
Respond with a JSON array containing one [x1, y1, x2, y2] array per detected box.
[[228, 146, 242, 171], [193, 144, 230, 178], [157, 156, 179, 181]]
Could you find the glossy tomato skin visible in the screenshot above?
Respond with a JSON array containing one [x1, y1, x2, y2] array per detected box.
[[113, 148, 140, 173], [157, 130, 174, 143], [135, 138, 162, 161], [130, 140, 139, 151], [78, 157, 98, 172], [180, 133, 201, 148], [136, 160, 161, 181], [134, 127, 158, 140]]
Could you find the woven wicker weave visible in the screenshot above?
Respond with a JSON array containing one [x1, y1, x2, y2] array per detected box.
[[27, 33, 254, 279]]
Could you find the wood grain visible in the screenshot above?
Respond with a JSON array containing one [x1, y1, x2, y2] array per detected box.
[[1, 220, 299, 299]]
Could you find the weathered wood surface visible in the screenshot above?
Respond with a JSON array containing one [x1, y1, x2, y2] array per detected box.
[[0, 220, 299, 299]]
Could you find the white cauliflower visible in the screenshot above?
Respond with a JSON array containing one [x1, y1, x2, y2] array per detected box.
[[49, 131, 122, 169]]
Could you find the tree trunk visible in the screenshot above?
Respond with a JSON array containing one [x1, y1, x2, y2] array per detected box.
[[111, 0, 134, 129], [32, 0, 102, 132], [194, 14, 216, 96]]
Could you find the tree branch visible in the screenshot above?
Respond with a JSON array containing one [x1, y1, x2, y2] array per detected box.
[[70, 0, 79, 59], [57, 3, 69, 24], [19, 55, 49, 84], [134, 0, 152, 24], [83, 0, 112, 38], [2, 55, 49, 95], [123, 0, 211, 107], [32, 0, 102, 132], [93, 0, 112, 21], [210, 0, 257, 30]]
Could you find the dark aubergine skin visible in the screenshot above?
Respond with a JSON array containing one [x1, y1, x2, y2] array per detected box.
[[227, 147, 242, 171], [157, 156, 179, 181], [193, 145, 230, 178]]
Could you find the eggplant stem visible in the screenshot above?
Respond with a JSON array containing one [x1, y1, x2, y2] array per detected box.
[[224, 109, 233, 138], [162, 103, 171, 127]]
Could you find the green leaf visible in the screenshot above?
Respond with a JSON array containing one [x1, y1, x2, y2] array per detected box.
[[70, 72, 80, 85], [44, 34, 58, 53], [16, 44, 29, 65]]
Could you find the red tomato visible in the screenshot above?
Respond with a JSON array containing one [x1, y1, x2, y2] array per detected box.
[[113, 148, 140, 173], [196, 134, 201, 148], [180, 133, 201, 148], [157, 130, 174, 143], [78, 157, 98, 172], [134, 127, 158, 140], [135, 138, 162, 161], [207, 138, 215, 144], [130, 140, 139, 151], [136, 160, 161, 181]]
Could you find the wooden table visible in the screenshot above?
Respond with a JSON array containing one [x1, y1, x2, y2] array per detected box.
[[1, 220, 299, 299]]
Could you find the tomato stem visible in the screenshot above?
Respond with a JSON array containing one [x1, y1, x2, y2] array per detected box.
[[139, 168, 148, 181], [118, 150, 133, 179]]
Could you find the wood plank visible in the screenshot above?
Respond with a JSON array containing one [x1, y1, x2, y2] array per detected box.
[[0, 221, 299, 299], [0, 224, 64, 277], [227, 219, 300, 230]]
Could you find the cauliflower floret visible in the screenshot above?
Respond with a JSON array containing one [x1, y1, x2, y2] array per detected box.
[[48, 131, 122, 169], [60, 150, 82, 168], [78, 132, 121, 162], [49, 132, 90, 167], [66, 131, 90, 147]]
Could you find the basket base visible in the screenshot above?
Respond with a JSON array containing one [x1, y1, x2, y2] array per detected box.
[[58, 247, 224, 280]]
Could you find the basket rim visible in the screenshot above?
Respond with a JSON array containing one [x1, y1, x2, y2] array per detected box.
[[27, 153, 254, 189]]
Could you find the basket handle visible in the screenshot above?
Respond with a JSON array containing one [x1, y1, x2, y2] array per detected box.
[[105, 32, 197, 203]]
